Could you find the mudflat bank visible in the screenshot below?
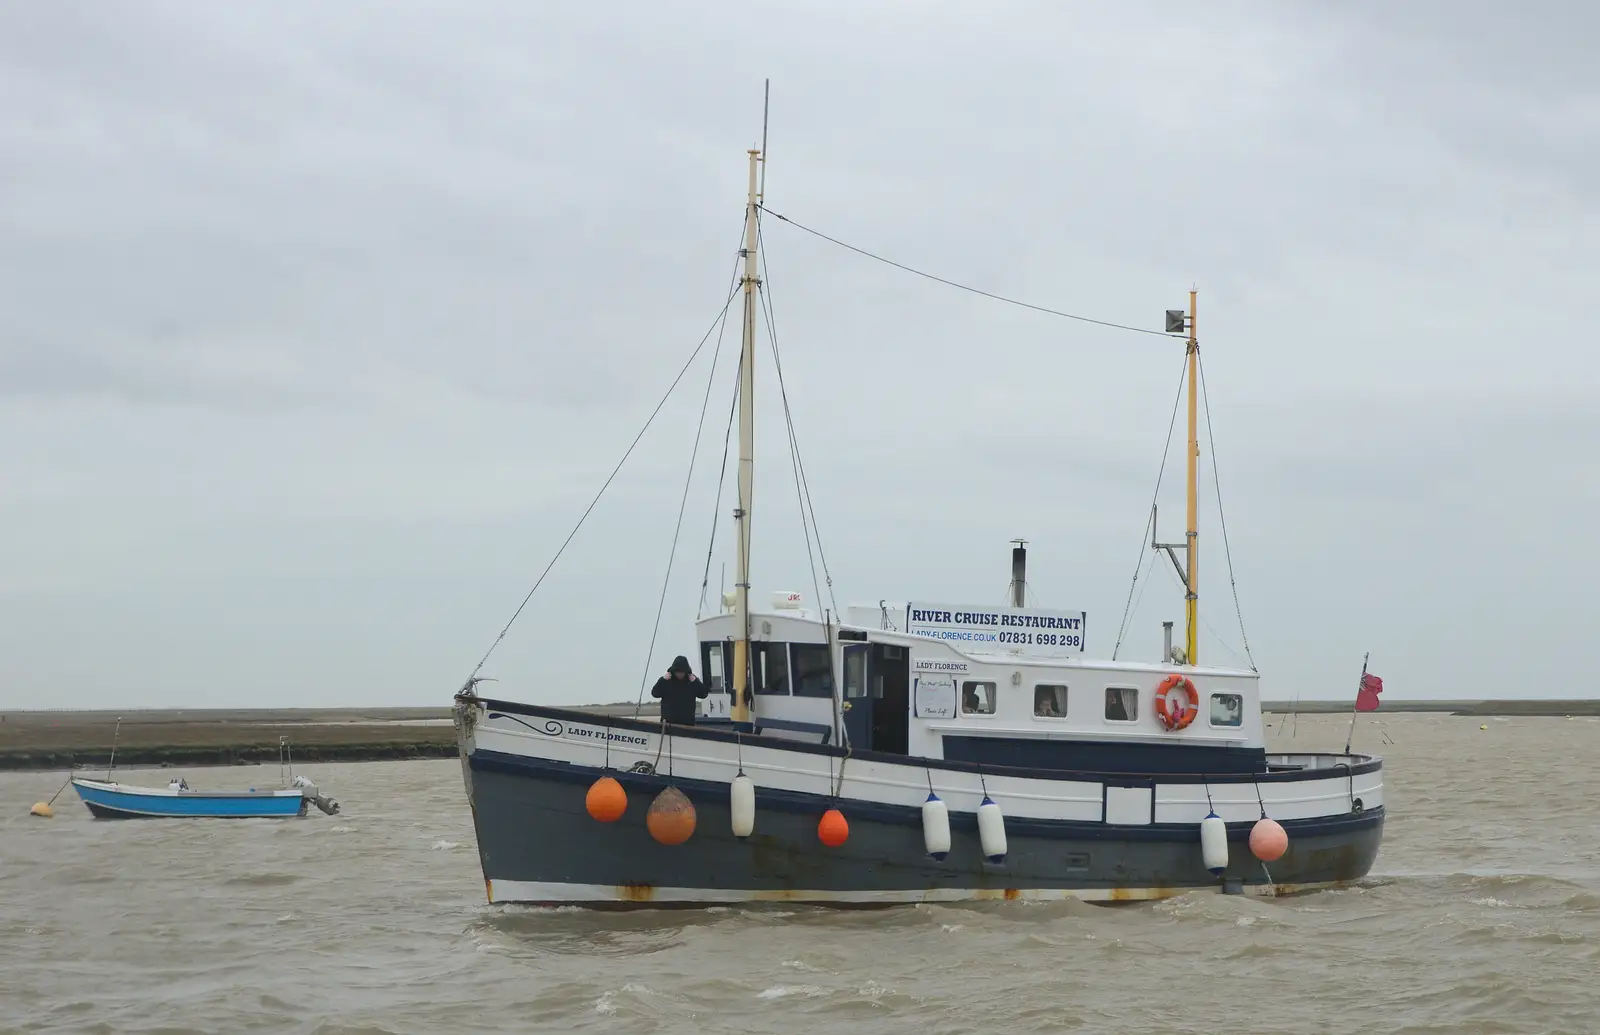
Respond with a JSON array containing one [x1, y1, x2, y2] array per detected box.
[[3, 699, 1592, 770]]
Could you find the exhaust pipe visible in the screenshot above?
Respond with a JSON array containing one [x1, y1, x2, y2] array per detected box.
[[1009, 540, 1027, 608]]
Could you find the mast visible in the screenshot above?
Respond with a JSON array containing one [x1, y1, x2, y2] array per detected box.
[[1156, 292, 1199, 665], [731, 147, 761, 725], [1184, 289, 1199, 667]]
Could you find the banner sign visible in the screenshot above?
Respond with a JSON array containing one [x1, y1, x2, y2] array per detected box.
[[906, 601, 1086, 656]]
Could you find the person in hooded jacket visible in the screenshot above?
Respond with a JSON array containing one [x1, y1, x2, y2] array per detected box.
[[651, 655, 708, 726]]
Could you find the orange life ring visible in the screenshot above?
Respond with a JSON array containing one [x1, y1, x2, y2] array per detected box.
[[1154, 674, 1199, 731]]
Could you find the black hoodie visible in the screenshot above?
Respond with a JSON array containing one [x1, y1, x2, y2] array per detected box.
[[651, 655, 707, 725]]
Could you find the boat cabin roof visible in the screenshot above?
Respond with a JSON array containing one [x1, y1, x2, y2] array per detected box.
[[693, 607, 1259, 681]]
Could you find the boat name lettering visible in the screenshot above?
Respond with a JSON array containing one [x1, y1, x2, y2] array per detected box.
[[567, 726, 649, 747], [914, 659, 970, 673]]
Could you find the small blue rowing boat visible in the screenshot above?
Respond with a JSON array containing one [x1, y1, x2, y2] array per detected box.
[[70, 774, 339, 819], [68, 730, 340, 820]]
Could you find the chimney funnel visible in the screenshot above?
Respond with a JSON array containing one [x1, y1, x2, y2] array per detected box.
[[1162, 621, 1174, 663], [1009, 540, 1027, 608]]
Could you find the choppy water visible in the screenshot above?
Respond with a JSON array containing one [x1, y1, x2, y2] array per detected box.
[[3, 713, 1597, 1034]]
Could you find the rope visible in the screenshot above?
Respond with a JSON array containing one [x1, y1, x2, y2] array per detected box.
[[757, 223, 850, 746], [1198, 352, 1257, 671], [757, 223, 840, 618], [460, 276, 744, 687], [634, 253, 742, 718], [652, 718, 676, 782], [1112, 354, 1190, 659], [832, 746, 853, 798], [758, 205, 1173, 339], [697, 352, 743, 618], [758, 283, 825, 617]]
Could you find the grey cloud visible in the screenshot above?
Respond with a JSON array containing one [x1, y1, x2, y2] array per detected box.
[[0, 1, 1593, 708]]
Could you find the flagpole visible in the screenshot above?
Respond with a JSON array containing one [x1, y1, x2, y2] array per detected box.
[[1343, 652, 1370, 755]]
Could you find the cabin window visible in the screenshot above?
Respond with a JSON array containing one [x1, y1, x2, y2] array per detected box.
[[1104, 686, 1139, 722], [753, 642, 790, 695], [961, 680, 997, 715], [843, 648, 867, 698], [1210, 693, 1243, 727], [701, 642, 726, 692], [791, 644, 835, 698], [1033, 684, 1068, 718]]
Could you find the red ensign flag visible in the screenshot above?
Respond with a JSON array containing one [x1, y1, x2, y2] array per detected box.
[[1355, 672, 1384, 712]]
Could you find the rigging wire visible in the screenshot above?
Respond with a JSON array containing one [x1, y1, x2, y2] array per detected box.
[[756, 222, 839, 618], [1124, 549, 1158, 648], [1197, 352, 1257, 672], [633, 253, 743, 718], [756, 219, 849, 745], [759, 285, 824, 614], [1111, 354, 1191, 660], [696, 351, 743, 618], [1153, 557, 1250, 668], [758, 204, 1173, 340], [458, 274, 744, 690]]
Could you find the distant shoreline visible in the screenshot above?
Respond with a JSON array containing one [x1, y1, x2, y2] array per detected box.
[[1258, 699, 1600, 716], [2, 699, 1595, 771]]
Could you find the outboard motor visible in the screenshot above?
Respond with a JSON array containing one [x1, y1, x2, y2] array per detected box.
[[292, 775, 341, 815]]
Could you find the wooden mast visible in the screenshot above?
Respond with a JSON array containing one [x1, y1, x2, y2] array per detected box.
[[730, 147, 761, 725]]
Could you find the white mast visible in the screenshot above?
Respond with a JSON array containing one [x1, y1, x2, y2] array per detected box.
[[731, 147, 761, 725]]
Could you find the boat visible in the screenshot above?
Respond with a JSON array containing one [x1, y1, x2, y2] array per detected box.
[[71, 735, 341, 819], [452, 144, 1385, 907]]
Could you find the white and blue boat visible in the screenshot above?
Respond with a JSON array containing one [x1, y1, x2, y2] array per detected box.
[[450, 144, 1386, 907], [70, 736, 341, 820], [69, 775, 336, 819]]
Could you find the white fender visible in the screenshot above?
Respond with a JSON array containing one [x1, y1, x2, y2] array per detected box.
[[922, 792, 951, 860], [1200, 811, 1228, 875], [976, 796, 1007, 864], [730, 772, 755, 838]]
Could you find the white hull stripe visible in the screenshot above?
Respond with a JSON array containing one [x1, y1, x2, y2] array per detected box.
[[486, 878, 1353, 905]]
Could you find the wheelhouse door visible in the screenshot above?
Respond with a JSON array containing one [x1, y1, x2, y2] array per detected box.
[[841, 643, 872, 749]]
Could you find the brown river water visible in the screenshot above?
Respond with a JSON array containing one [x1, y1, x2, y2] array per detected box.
[[2, 713, 1597, 1034]]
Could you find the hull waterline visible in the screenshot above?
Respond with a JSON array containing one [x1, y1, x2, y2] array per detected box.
[[464, 744, 1384, 908], [71, 779, 311, 819]]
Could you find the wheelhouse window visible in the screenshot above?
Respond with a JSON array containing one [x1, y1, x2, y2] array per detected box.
[[961, 680, 997, 715], [1033, 684, 1068, 718], [1210, 692, 1243, 727], [701, 642, 726, 692], [790, 644, 835, 698], [753, 642, 790, 695], [1104, 686, 1138, 722], [843, 647, 867, 699]]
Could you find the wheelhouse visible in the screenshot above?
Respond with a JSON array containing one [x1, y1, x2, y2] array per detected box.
[[693, 597, 1266, 777]]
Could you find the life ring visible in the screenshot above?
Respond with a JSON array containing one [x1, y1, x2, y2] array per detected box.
[[1154, 674, 1199, 731]]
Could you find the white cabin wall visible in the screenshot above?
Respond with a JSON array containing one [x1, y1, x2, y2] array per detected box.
[[696, 610, 1266, 759], [901, 646, 1264, 759]]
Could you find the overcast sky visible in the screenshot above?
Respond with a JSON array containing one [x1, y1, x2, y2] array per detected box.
[[1, 1, 1594, 711]]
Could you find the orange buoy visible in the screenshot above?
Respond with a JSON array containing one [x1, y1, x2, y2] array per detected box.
[[646, 785, 697, 845], [818, 808, 849, 847], [1249, 817, 1288, 862], [585, 775, 627, 823]]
